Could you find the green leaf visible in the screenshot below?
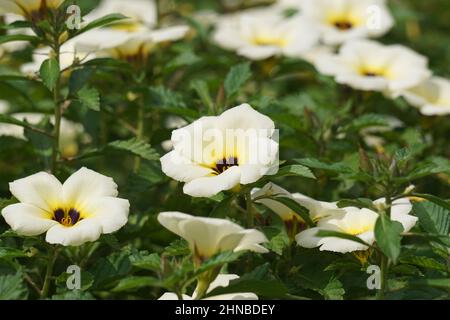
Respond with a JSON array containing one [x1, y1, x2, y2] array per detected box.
[[413, 201, 449, 235], [108, 138, 159, 161], [74, 13, 128, 36], [316, 230, 371, 247], [411, 193, 450, 212], [190, 79, 214, 111], [167, 51, 201, 69], [343, 113, 392, 132], [270, 196, 314, 227], [150, 86, 186, 109], [336, 198, 376, 210], [399, 255, 448, 272], [276, 164, 316, 179], [399, 157, 450, 182], [77, 86, 100, 111], [0, 34, 39, 45], [413, 201, 450, 245], [112, 276, 162, 292], [0, 247, 28, 260], [130, 252, 161, 272], [224, 62, 252, 99], [0, 115, 51, 138], [39, 58, 60, 90], [295, 158, 353, 174], [69, 68, 94, 94], [0, 273, 28, 300], [320, 277, 345, 300], [374, 213, 404, 263], [407, 278, 450, 289]]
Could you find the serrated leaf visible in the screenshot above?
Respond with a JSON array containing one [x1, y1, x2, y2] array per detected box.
[[224, 62, 252, 99], [276, 164, 316, 179], [108, 138, 159, 161], [0, 273, 28, 300], [77, 86, 100, 111], [400, 255, 447, 272], [40, 58, 60, 90], [319, 277, 345, 300], [295, 158, 353, 174], [130, 252, 161, 272], [0, 247, 28, 260], [374, 213, 404, 263], [69, 68, 94, 94]]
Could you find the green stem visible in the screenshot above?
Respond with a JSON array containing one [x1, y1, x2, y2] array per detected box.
[[245, 190, 254, 228], [51, 45, 61, 173], [376, 254, 388, 300], [133, 97, 145, 172], [41, 247, 59, 299]]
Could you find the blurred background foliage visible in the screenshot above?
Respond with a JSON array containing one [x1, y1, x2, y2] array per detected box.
[[0, 0, 449, 300]]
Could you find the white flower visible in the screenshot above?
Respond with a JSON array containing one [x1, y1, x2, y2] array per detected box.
[[252, 182, 344, 222], [158, 274, 258, 300], [0, 0, 64, 18], [21, 39, 96, 75], [74, 1, 188, 61], [160, 104, 279, 197], [1, 167, 130, 246], [302, 0, 394, 45], [0, 112, 86, 158], [157, 212, 268, 260], [84, 0, 157, 31], [296, 198, 418, 253], [315, 40, 431, 93], [273, 0, 307, 11], [213, 9, 320, 60], [396, 77, 450, 116]]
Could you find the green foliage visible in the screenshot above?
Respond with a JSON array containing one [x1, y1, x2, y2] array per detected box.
[[0, 0, 448, 302]]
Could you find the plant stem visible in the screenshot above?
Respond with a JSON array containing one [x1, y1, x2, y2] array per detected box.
[[134, 97, 145, 172], [41, 247, 59, 299], [376, 254, 388, 300], [245, 190, 254, 228], [51, 44, 61, 173]]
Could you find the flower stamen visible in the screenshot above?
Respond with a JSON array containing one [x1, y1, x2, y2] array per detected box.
[[213, 157, 239, 174]]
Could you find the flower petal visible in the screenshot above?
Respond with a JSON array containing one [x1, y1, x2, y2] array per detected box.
[[9, 171, 62, 212], [45, 219, 102, 246], [85, 197, 130, 233], [183, 166, 241, 197], [160, 150, 212, 183], [62, 167, 119, 210], [1, 203, 57, 236]]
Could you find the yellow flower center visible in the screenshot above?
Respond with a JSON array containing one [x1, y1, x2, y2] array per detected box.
[[109, 21, 143, 32], [252, 35, 288, 47], [343, 224, 373, 236]]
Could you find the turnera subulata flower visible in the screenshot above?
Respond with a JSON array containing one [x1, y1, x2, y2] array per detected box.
[[160, 104, 279, 197], [1, 167, 130, 246], [296, 198, 417, 253]]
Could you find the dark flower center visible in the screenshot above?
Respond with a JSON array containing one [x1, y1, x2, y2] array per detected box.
[[334, 21, 353, 30], [213, 157, 239, 174], [53, 208, 82, 227], [363, 71, 379, 77]]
